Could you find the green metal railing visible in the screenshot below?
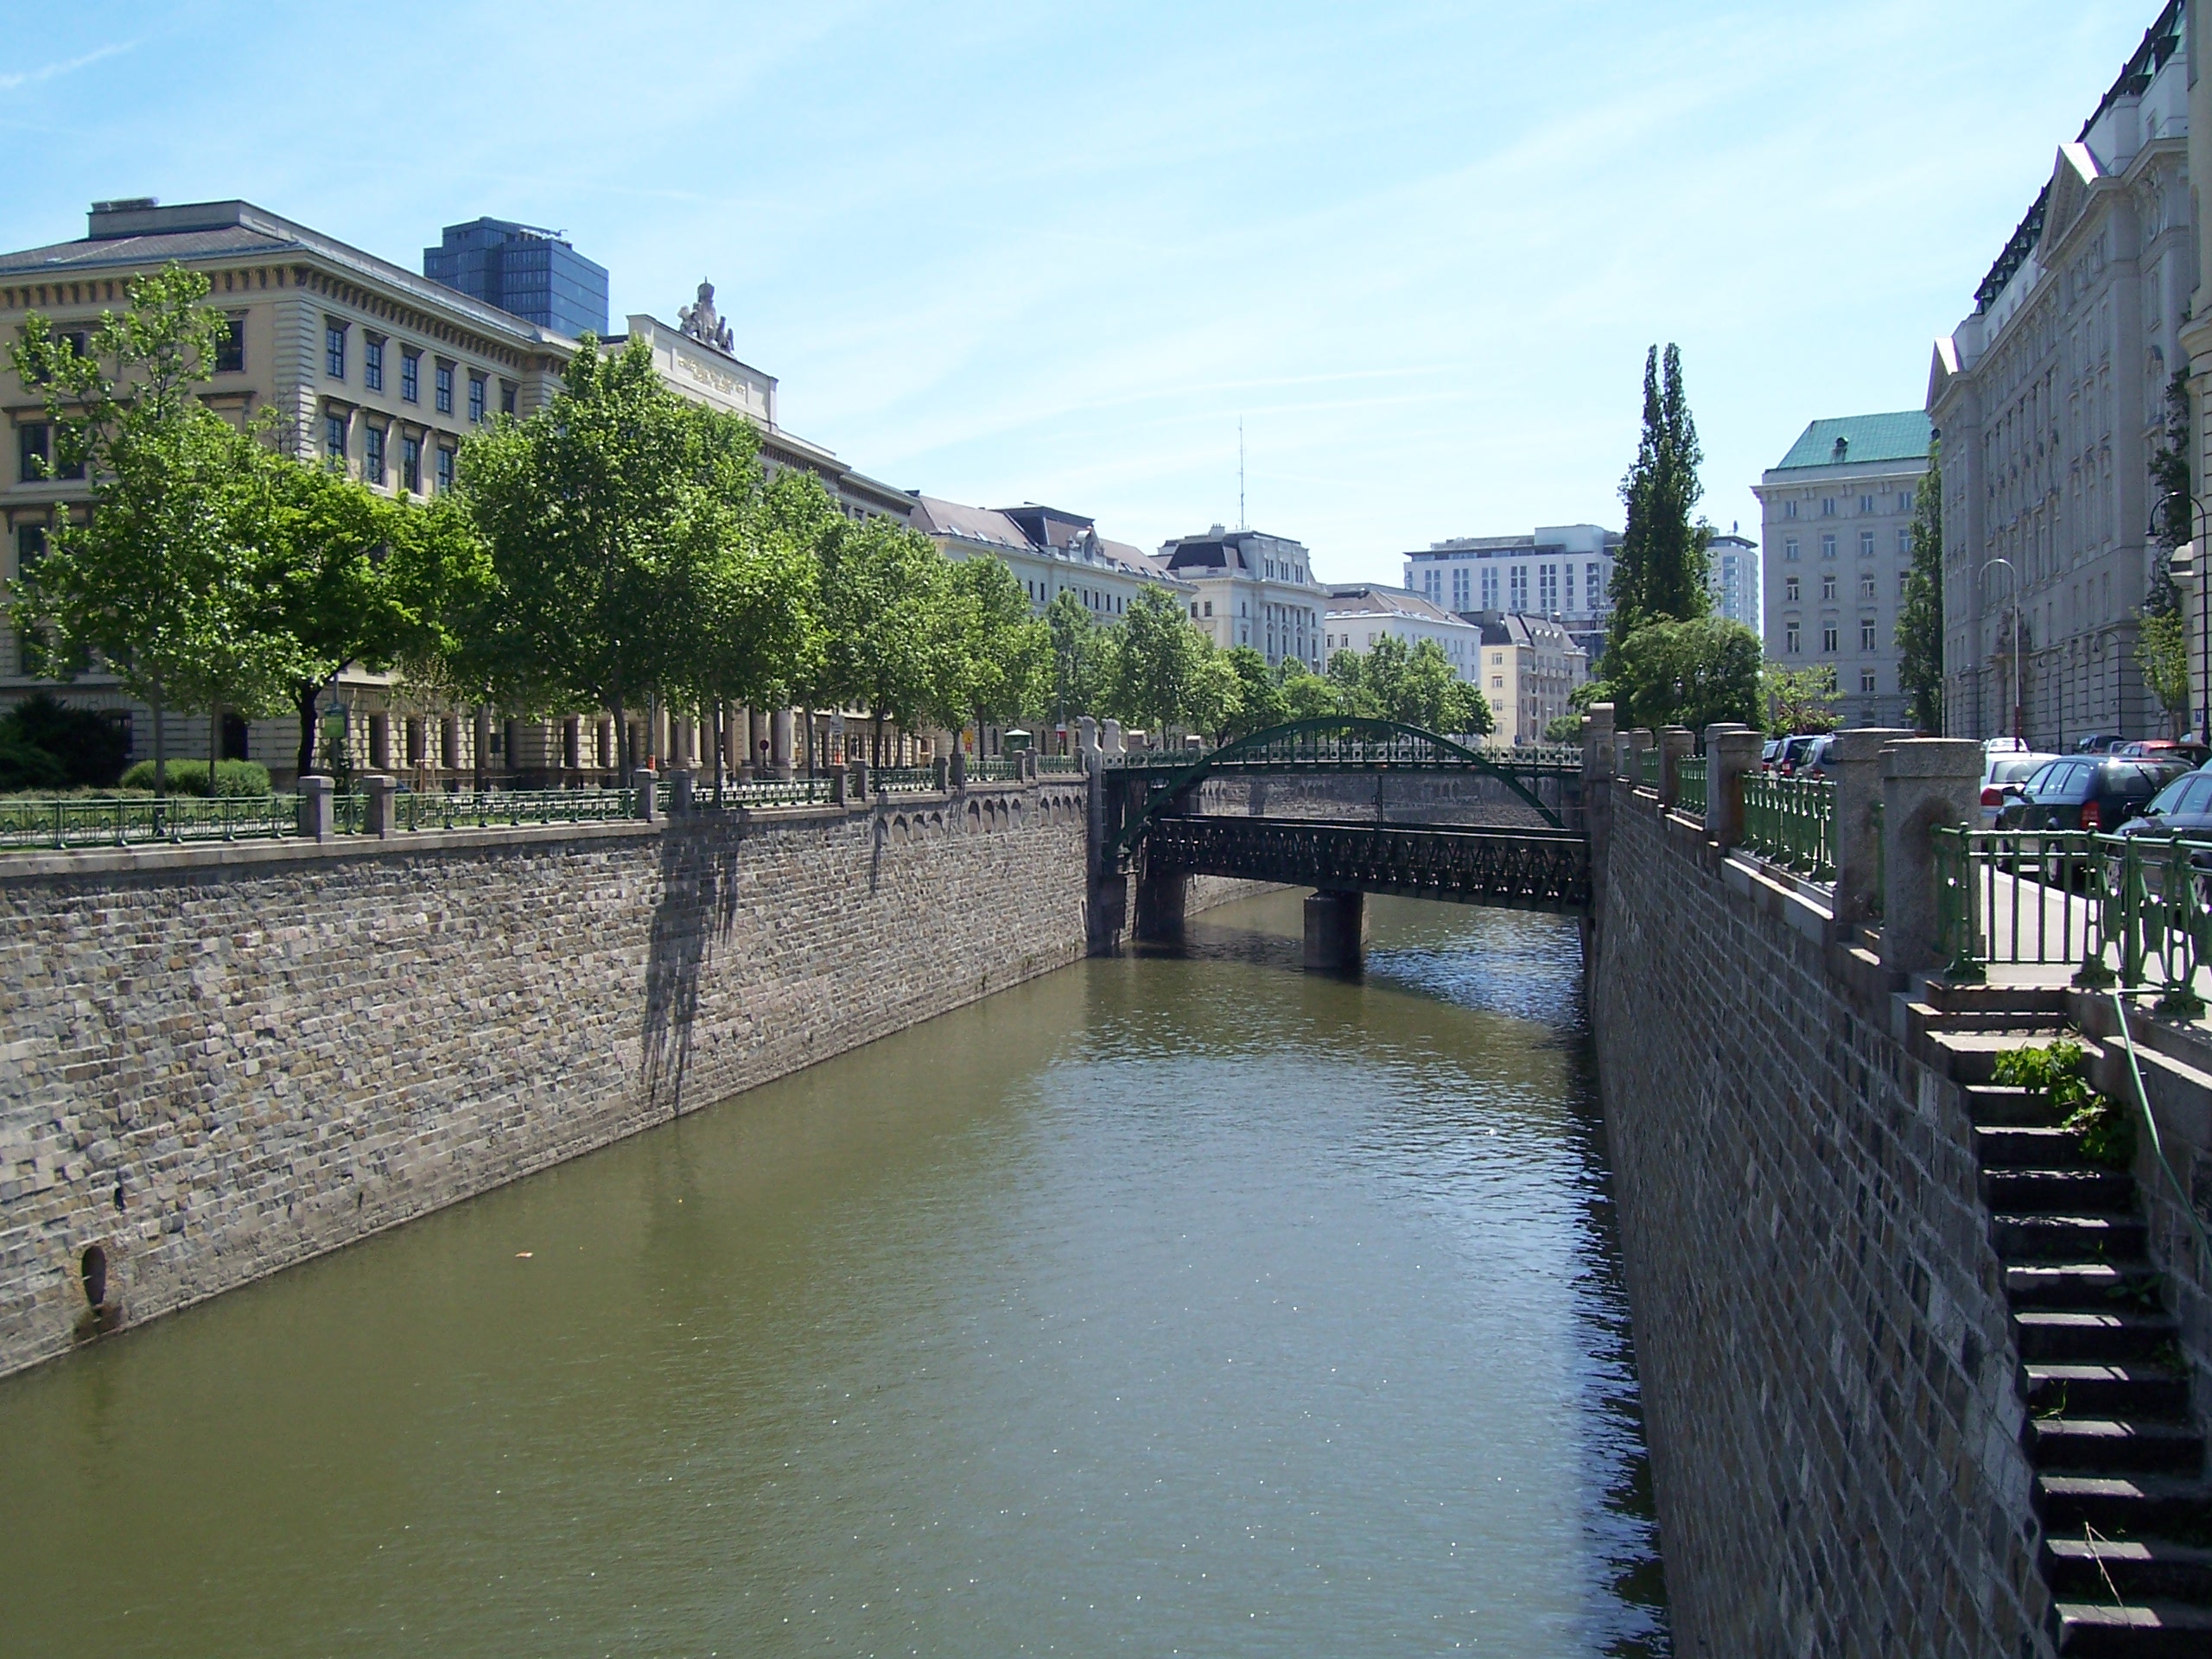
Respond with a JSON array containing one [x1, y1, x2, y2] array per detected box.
[[715, 776, 836, 809], [1676, 756, 1707, 817], [872, 766, 939, 795], [1936, 826, 2210, 1014], [1636, 747, 1661, 790], [965, 758, 1025, 782], [1037, 754, 1085, 773], [0, 793, 307, 851], [386, 787, 637, 831], [1740, 773, 1836, 880]]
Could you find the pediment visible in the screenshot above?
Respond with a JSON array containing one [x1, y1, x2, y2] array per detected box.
[[2037, 142, 2102, 261]]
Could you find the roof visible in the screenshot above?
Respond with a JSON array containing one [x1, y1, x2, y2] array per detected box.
[[0, 199, 568, 349], [910, 495, 1032, 552], [1324, 584, 1471, 626], [1769, 412, 1932, 474]]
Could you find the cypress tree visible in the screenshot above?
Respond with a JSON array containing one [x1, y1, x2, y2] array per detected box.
[[1895, 442, 1945, 733], [1608, 344, 1710, 658]]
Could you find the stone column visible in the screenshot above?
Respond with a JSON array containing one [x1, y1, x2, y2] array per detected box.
[[1878, 739, 1981, 978], [770, 709, 794, 779], [933, 755, 950, 791], [1133, 856, 1186, 943], [296, 774, 334, 842], [1582, 702, 1617, 779], [850, 760, 870, 799], [632, 767, 659, 823], [1656, 727, 1693, 808], [1102, 719, 1126, 756], [830, 768, 848, 806], [1831, 727, 1914, 931], [950, 753, 968, 788], [1303, 890, 1367, 973], [363, 774, 397, 839], [669, 768, 695, 816], [1625, 728, 1654, 789], [1703, 725, 1761, 849], [1078, 715, 1100, 759]]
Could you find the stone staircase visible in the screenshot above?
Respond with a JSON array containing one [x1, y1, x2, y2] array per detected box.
[[1917, 988, 2212, 1656]]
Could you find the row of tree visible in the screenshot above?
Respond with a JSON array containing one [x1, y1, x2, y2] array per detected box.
[[10, 267, 1491, 793]]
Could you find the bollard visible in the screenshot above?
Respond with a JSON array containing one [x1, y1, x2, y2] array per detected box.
[[1702, 725, 1760, 849], [632, 767, 658, 823], [669, 767, 696, 816], [296, 773, 334, 842], [1583, 702, 1617, 779], [1656, 728, 1693, 808], [1878, 739, 1981, 978], [363, 774, 397, 839], [1830, 728, 1913, 931]]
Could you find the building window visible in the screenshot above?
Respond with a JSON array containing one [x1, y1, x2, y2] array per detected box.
[[1821, 498, 1835, 517], [1510, 567, 1529, 609], [1783, 537, 1799, 562], [1897, 493, 1911, 512], [1898, 570, 1910, 597], [1859, 620, 1877, 651], [1784, 499, 1798, 519], [468, 374, 486, 423], [1859, 531, 1875, 558], [18, 423, 48, 483], [1822, 625, 1839, 653], [1860, 670, 1878, 693], [1538, 563, 1558, 610], [1821, 533, 1837, 559], [1203, 600, 1213, 616], [1482, 569, 1499, 609], [323, 412, 346, 469], [436, 446, 455, 493], [1586, 561, 1601, 605], [364, 336, 385, 392], [216, 316, 245, 374], [1785, 623, 1801, 653], [435, 361, 454, 415], [500, 381, 517, 416], [325, 321, 346, 378], [1859, 573, 1877, 599], [1859, 494, 1874, 513], [1897, 528, 1910, 556], [400, 351, 420, 403], [365, 424, 385, 485], [1784, 576, 1800, 601], [1452, 567, 1471, 609], [1821, 574, 1836, 601], [400, 435, 421, 493]]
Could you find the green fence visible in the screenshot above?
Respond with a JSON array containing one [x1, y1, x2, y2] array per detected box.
[[1037, 754, 1085, 774], [1676, 756, 1707, 818], [965, 758, 1025, 782], [1636, 747, 1661, 790], [1936, 826, 2211, 1014], [385, 787, 638, 831], [872, 766, 940, 795], [1740, 773, 1836, 880], [0, 793, 308, 851]]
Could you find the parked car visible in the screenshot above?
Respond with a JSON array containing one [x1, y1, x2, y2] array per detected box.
[[1980, 751, 2059, 829], [2075, 733, 2127, 754], [2000, 756, 2192, 832], [2112, 770, 2212, 905], [2115, 738, 2210, 767], [1759, 738, 1784, 772], [1774, 734, 1825, 776]]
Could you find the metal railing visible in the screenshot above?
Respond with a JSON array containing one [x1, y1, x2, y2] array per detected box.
[[965, 758, 1025, 782], [1936, 826, 2210, 1014], [1676, 755, 1707, 817], [695, 776, 837, 809], [1740, 773, 1836, 880], [871, 766, 940, 795], [1037, 754, 1085, 773], [1637, 747, 1662, 790], [385, 786, 637, 831], [0, 793, 308, 851]]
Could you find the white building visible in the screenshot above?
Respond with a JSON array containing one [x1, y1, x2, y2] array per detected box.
[[1706, 527, 1760, 632], [1321, 584, 1485, 682], [1751, 414, 1932, 730], [1929, 0, 2190, 745], [1477, 614, 1588, 747], [909, 498, 1190, 619], [1158, 526, 1326, 671], [1402, 524, 1618, 666]]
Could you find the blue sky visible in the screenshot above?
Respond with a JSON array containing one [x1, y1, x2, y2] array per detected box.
[[0, 0, 2173, 583]]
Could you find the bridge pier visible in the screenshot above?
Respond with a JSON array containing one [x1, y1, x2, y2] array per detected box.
[[1303, 889, 1366, 973], [1133, 860, 1187, 944]]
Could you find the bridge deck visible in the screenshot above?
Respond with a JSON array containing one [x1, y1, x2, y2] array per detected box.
[[1147, 815, 1591, 912]]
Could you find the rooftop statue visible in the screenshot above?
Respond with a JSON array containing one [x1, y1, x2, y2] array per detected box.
[[678, 280, 734, 354]]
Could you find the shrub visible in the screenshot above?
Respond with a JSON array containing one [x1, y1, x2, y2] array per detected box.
[[0, 734, 68, 792], [118, 758, 273, 797], [0, 694, 130, 788], [1990, 1039, 2136, 1170]]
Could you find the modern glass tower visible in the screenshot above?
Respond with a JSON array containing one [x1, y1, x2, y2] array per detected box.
[[423, 219, 609, 339]]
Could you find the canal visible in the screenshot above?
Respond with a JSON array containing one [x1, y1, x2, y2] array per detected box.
[[0, 891, 1668, 1656]]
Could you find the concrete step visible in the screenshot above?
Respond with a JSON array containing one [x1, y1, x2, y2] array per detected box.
[[1986, 1166, 2140, 1213], [2014, 1308, 2179, 1363], [1910, 1001, 2079, 1035], [1996, 1211, 2151, 1262], [1928, 1028, 2107, 1085], [1969, 1083, 2067, 1127], [2024, 1362, 2193, 1421], [2046, 1536, 2212, 1605], [2054, 1596, 2212, 1657], [2030, 1416, 2206, 1477], [1920, 980, 2075, 1018], [2009, 1263, 2168, 1313], [2038, 1471, 2212, 1537], [1978, 1123, 2097, 1168]]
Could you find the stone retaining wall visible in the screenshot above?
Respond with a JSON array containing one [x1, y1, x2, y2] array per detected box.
[[1589, 780, 2051, 1656], [0, 780, 1094, 1379]]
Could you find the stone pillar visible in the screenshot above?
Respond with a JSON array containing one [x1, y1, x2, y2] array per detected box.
[[850, 760, 869, 799], [1077, 715, 1100, 759], [1704, 725, 1762, 849], [1878, 739, 1981, 978], [1583, 702, 1617, 779], [1625, 728, 1654, 789], [632, 767, 659, 823], [770, 709, 793, 779], [669, 767, 696, 816], [1303, 890, 1367, 972], [933, 755, 950, 791], [1831, 727, 1914, 931], [830, 768, 848, 806], [363, 774, 397, 839], [1102, 719, 1126, 756], [1656, 727, 1694, 807], [1023, 753, 1039, 782], [1133, 856, 1186, 943], [949, 753, 967, 788], [296, 774, 334, 842]]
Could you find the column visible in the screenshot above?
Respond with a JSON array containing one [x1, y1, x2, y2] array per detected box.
[[1303, 890, 1366, 972], [770, 708, 794, 779], [1703, 724, 1761, 849], [1831, 727, 1913, 931], [1878, 739, 1981, 978], [1656, 727, 1693, 808]]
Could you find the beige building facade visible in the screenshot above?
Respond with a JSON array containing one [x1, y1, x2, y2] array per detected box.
[[1477, 613, 1586, 747], [1321, 583, 1485, 685], [1157, 526, 1326, 671]]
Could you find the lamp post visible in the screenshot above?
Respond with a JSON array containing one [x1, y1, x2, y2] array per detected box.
[[2151, 490, 2211, 747], [1980, 557, 2023, 745]]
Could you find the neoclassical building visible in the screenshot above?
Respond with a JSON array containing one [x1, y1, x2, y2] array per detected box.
[[1158, 525, 1326, 671], [1928, 1, 2192, 745], [908, 497, 1192, 619], [1321, 583, 1485, 683]]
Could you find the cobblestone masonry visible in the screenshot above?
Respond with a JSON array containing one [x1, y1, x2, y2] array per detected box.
[[0, 781, 1103, 1379], [1589, 780, 2052, 1657]]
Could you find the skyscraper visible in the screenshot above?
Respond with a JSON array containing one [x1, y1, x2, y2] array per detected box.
[[423, 218, 609, 340]]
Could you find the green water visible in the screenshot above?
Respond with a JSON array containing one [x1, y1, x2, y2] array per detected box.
[[0, 891, 1666, 1656]]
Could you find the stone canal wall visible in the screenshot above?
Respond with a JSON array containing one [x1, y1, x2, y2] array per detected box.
[[1587, 779, 2050, 1656], [0, 779, 1103, 1380]]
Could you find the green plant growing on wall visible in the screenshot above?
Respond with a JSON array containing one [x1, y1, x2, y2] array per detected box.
[[1990, 1039, 2135, 1170]]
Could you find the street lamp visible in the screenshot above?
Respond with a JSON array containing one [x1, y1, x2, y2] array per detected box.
[[2150, 490, 2211, 748], [1980, 557, 2023, 745]]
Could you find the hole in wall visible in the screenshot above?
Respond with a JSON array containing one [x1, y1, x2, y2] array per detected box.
[[79, 1245, 107, 1310], [112, 1180, 124, 1211]]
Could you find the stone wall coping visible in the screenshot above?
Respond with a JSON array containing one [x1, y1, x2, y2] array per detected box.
[[1880, 737, 1982, 779], [1831, 726, 1916, 763]]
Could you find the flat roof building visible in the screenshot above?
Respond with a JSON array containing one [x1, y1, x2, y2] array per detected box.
[[424, 217, 610, 340]]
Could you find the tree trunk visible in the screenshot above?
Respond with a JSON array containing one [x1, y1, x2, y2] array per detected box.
[[150, 690, 167, 796], [295, 680, 321, 779], [208, 701, 220, 779], [804, 707, 815, 778], [714, 698, 727, 795]]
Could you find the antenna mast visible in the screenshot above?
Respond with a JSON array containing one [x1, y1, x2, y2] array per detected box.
[[1238, 419, 1246, 531]]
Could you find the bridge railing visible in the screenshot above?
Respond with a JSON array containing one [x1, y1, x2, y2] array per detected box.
[[1676, 756, 1707, 819], [1740, 773, 1836, 880]]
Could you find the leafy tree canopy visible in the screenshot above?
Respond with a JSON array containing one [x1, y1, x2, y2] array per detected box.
[[1609, 344, 1709, 656], [1896, 441, 1946, 734], [1762, 661, 1841, 735], [1587, 616, 1760, 734]]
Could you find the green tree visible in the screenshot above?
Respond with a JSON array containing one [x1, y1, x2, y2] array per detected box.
[[10, 266, 297, 791], [949, 556, 1050, 744], [1218, 645, 1289, 742], [1105, 588, 1213, 736], [1608, 344, 1710, 657], [1587, 616, 1761, 733], [1277, 656, 1343, 721], [1896, 442, 1946, 733], [818, 516, 961, 765], [2141, 373, 2192, 730], [1543, 713, 1585, 743], [1763, 661, 1841, 734], [1325, 649, 1376, 717], [1045, 590, 1109, 728]]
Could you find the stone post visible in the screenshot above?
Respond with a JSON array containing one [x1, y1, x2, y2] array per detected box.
[[830, 768, 848, 806], [933, 755, 950, 791], [950, 752, 968, 788], [1656, 727, 1693, 808], [363, 774, 397, 839], [295, 774, 334, 842], [770, 709, 794, 779], [1078, 715, 1100, 759], [1582, 702, 1617, 779], [1878, 739, 1981, 978], [850, 760, 869, 799], [669, 767, 696, 817], [1830, 727, 1913, 931], [1303, 890, 1367, 973], [1703, 725, 1761, 849], [1102, 719, 1125, 756], [1023, 753, 1038, 782], [1625, 728, 1654, 790], [632, 767, 658, 823]]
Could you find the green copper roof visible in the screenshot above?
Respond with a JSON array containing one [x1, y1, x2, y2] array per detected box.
[[1770, 411, 1932, 473]]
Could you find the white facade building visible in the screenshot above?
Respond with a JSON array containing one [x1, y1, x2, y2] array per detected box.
[[1321, 585, 1485, 681], [909, 497, 1191, 618], [1158, 526, 1326, 671], [1706, 528, 1760, 632], [1476, 614, 1588, 747], [1403, 524, 1618, 665], [1929, 0, 2191, 745], [1751, 414, 1932, 730]]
